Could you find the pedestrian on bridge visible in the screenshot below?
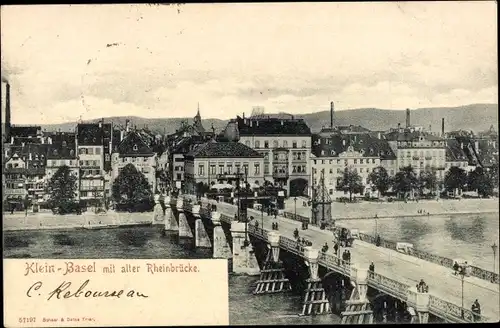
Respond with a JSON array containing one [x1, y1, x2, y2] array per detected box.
[[369, 262, 375, 278], [471, 300, 481, 322], [453, 261, 459, 275], [333, 242, 339, 256], [294, 228, 299, 239], [346, 250, 351, 264]]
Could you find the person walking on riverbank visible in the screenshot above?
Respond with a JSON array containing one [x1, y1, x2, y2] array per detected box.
[[453, 261, 459, 275]]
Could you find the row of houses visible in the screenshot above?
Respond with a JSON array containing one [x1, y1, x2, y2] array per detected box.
[[3, 120, 168, 209], [171, 105, 498, 198], [3, 104, 498, 209]]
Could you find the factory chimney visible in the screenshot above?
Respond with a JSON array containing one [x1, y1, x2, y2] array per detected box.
[[5, 82, 11, 140], [406, 108, 411, 128], [441, 118, 445, 137], [330, 101, 335, 129]]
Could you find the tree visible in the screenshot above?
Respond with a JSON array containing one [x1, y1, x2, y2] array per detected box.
[[419, 169, 438, 195], [392, 166, 419, 199], [46, 165, 78, 214], [338, 169, 364, 202], [368, 166, 390, 198], [444, 166, 467, 196], [112, 164, 154, 212], [468, 167, 494, 197]]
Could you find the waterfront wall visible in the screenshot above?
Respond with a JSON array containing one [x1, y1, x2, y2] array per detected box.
[[283, 211, 499, 284], [3, 211, 153, 231]]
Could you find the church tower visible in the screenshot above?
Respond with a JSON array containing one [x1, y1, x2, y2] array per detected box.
[[193, 103, 205, 133]]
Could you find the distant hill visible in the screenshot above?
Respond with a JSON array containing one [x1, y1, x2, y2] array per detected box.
[[3, 104, 498, 136]]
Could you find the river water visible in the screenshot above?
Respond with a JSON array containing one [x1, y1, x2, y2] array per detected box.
[[3, 213, 499, 325]]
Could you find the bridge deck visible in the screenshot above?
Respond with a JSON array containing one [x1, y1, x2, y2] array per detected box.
[[191, 197, 499, 322]]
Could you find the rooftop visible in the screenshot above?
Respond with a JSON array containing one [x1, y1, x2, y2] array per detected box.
[[311, 133, 397, 160], [235, 116, 312, 136], [116, 131, 155, 157], [187, 141, 263, 158]]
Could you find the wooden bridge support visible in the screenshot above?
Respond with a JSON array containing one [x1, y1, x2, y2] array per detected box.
[[253, 231, 292, 295], [164, 196, 178, 232], [211, 211, 232, 259], [301, 247, 331, 316], [341, 266, 374, 324], [406, 287, 430, 323], [193, 205, 211, 248], [230, 222, 260, 275], [176, 198, 193, 238]]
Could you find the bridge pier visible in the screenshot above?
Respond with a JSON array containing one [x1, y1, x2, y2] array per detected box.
[[176, 198, 193, 239], [406, 287, 430, 323], [301, 247, 330, 316], [211, 211, 232, 259], [164, 196, 178, 232], [253, 231, 292, 295], [193, 205, 211, 248], [341, 265, 374, 324], [230, 222, 260, 275]]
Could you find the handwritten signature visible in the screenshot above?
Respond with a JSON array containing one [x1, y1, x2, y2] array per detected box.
[[27, 280, 149, 300]]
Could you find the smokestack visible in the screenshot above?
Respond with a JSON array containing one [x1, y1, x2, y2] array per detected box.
[[406, 108, 411, 128], [5, 83, 11, 139], [330, 101, 334, 129], [441, 118, 445, 136], [125, 119, 130, 133]]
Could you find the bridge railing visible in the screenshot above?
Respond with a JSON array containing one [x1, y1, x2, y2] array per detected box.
[[428, 295, 488, 323], [318, 251, 351, 275], [283, 210, 499, 284], [367, 272, 410, 301]]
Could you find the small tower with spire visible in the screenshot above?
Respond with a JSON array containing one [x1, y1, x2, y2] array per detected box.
[[193, 102, 205, 133]]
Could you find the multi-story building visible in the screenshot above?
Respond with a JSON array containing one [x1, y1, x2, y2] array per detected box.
[[223, 114, 312, 196], [4, 144, 48, 209], [311, 133, 396, 198], [184, 141, 265, 194], [46, 138, 79, 199], [444, 139, 472, 172], [76, 122, 113, 206], [111, 131, 157, 193]]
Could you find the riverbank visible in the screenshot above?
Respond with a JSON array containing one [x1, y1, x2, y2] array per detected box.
[[286, 197, 499, 220], [2, 211, 154, 231]]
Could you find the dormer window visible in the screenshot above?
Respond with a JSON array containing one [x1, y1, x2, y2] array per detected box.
[[70, 150, 75, 156], [62, 141, 67, 147], [331, 150, 336, 156], [133, 144, 138, 151], [53, 149, 58, 155]]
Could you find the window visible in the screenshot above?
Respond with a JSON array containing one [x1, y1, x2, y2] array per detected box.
[[122, 157, 126, 163], [219, 165, 224, 175], [360, 168, 363, 173], [80, 160, 84, 166], [329, 168, 333, 174], [302, 140, 307, 148], [132, 157, 136, 162], [254, 163, 260, 175], [354, 159, 357, 164], [255, 140, 260, 148], [245, 140, 251, 147], [143, 157, 148, 162], [243, 164, 249, 175], [264, 141, 269, 148], [283, 140, 288, 148], [176, 174, 182, 180], [198, 165, 205, 176], [274, 154, 279, 161], [313, 160, 317, 165], [79, 148, 86, 155], [51, 160, 57, 166], [292, 141, 297, 148], [96, 148, 101, 155], [210, 165, 216, 175], [133, 144, 138, 151], [273, 140, 279, 148], [360, 159, 364, 164], [264, 164, 269, 174], [88, 148, 94, 155]]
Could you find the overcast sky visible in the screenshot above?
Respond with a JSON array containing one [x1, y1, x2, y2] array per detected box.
[[1, 2, 497, 125]]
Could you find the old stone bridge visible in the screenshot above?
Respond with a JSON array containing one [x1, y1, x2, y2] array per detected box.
[[151, 194, 499, 324]]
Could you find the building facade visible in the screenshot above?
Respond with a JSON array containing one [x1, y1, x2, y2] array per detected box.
[[224, 115, 312, 196], [184, 141, 265, 194], [311, 133, 396, 198], [111, 131, 157, 194]]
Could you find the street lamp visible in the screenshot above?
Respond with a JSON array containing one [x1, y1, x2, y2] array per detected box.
[[459, 268, 466, 318], [294, 196, 297, 220], [492, 243, 498, 275]]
